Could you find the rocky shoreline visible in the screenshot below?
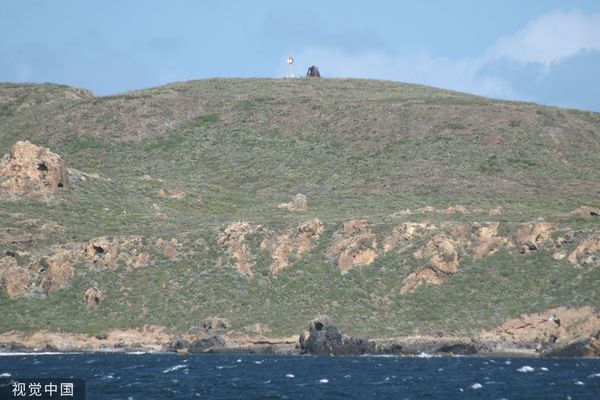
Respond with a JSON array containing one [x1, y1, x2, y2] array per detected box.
[[1, 313, 599, 358]]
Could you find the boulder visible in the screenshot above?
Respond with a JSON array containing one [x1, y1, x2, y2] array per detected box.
[[0, 140, 69, 196]]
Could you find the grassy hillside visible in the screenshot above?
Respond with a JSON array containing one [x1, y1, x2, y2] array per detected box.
[[1, 78, 599, 337]]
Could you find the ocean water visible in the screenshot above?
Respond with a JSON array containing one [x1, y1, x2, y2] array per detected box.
[[1, 353, 599, 399]]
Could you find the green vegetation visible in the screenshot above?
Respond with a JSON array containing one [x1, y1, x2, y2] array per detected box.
[[0, 78, 599, 337]]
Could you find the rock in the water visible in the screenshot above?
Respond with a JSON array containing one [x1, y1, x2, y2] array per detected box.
[[299, 315, 375, 355], [0, 140, 69, 196]]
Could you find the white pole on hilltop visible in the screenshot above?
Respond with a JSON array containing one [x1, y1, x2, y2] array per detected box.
[[287, 56, 294, 78]]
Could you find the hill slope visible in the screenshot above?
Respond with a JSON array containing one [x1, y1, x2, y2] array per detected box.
[[0, 78, 599, 342]]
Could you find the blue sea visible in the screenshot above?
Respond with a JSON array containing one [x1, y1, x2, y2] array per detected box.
[[1, 353, 599, 399]]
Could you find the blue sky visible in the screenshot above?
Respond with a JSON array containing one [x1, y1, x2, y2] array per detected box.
[[1, 1, 599, 111]]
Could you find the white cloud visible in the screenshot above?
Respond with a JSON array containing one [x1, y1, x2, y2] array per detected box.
[[281, 9, 600, 108], [487, 9, 600, 67], [283, 46, 517, 100]]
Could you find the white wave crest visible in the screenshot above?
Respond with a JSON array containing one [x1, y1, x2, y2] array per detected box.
[[517, 366, 535, 373], [163, 364, 186, 373]]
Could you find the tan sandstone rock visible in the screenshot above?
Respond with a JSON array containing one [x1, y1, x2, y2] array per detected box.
[[567, 235, 600, 266], [217, 221, 260, 277], [328, 220, 377, 271], [261, 218, 324, 275], [0, 140, 69, 196], [0, 256, 31, 298], [513, 222, 553, 254], [83, 287, 105, 310]]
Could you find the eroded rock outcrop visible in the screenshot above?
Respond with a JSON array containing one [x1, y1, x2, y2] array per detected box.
[[472, 222, 510, 260], [0, 256, 30, 298], [328, 220, 377, 271], [513, 222, 552, 254], [400, 234, 460, 294], [0, 141, 69, 197], [0, 236, 157, 299], [85, 236, 150, 270], [479, 306, 600, 354], [83, 287, 104, 310], [299, 315, 375, 355], [260, 218, 324, 274], [39, 251, 76, 296], [567, 235, 600, 266], [383, 222, 436, 253], [217, 221, 260, 277]]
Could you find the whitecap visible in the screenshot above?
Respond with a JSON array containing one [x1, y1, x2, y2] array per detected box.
[[416, 352, 439, 358], [517, 366, 535, 373], [263, 380, 271, 384], [540, 367, 549, 372], [319, 378, 329, 384], [236, 359, 242, 363], [254, 360, 263, 365], [126, 351, 146, 355], [344, 375, 351, 378], [0, 372, 11, 377], [163, 364, 186, 373], [504, 360, 512, 365], [588, 373, 600, 378], [574, 381, 584, 386], [471, 383, 483, 390], [0, 352, 77, 356], [285, 374, 295, 378]]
